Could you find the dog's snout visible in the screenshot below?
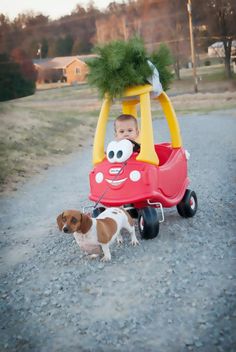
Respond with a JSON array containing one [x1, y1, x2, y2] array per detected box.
[[63, 226, 69, 233]]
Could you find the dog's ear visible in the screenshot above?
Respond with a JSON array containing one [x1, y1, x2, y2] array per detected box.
[[57, 212, 64, 231], [80, 213, 92, 234]]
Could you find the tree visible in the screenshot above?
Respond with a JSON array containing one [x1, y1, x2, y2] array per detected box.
[[13, 11, 49, 29], [40, 38, 49, 58], [165, 0, 190, 80], [0, 6, 99, 58], [72, 38, 92, 55], [193, 0, 236, 78], [54, 35, 74, 56], [0, 14, 11, 53], [71, 4, 86, 16], [95, 0, 189, 79], [0, 53, 36, 101], [11, 48, 37, 81]]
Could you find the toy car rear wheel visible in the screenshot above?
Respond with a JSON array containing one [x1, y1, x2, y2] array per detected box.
[[177, 189, 198, 218], [138, 207, 159, 239], [92, 206, 106, 218]]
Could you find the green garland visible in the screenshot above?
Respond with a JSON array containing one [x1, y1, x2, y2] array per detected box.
[[87, 37, 174, 99], [149, 43, 174, 92]]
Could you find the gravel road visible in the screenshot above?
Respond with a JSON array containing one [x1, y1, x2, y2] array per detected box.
[[0, 109, 236, 352]]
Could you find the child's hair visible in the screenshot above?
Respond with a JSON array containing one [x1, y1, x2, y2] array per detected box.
[[114, 114, 138, 131]]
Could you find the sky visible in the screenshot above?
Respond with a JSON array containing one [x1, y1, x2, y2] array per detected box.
[[0, 0, 125, 20]]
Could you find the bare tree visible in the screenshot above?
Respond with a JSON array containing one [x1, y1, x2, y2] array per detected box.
[[0, 14, 11, 53], [165, 0, 189, 79], [194, 0, 236, 78]]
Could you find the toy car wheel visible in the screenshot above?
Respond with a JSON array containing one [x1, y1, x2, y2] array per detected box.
[[138, 207, 159, 239], [92, 206, 106, 218], [177, 189, 198, 218]]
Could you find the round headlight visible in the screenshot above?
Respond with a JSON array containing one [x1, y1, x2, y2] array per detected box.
[[95, 172, 104, 183], [129, 170, 141, 182]]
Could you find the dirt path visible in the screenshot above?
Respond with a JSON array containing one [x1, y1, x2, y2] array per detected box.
[[0, 110, 236, 352]]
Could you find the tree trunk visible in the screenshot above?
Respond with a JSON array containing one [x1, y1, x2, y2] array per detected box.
[[224, 58, 232, 79], [223, 39, 232, 79], [174, 60, 181, 80]]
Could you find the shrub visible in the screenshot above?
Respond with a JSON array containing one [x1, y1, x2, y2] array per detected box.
[[0, 53, 36, 102], [204, 60, 211, 66]]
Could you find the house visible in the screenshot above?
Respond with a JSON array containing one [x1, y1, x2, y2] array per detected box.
[[34, 55, 96, 84], [208, 41, 236, 58], [233, 58, 236, 74]]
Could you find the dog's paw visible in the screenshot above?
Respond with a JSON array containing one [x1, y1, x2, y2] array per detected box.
[[131, 238, 140, 246], [88, 254, 100, 260], [101, 255, 111, 262], [116, 237, 123, 245]]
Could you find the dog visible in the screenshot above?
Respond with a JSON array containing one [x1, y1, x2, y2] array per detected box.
[[57, 207, 139, 261]]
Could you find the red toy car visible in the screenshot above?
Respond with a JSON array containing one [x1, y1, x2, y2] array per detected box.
[[89, 84, 197, 239]]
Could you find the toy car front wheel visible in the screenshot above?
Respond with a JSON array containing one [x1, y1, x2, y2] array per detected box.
[[138, 207, 160, 239], [177, 189, 198, 218]]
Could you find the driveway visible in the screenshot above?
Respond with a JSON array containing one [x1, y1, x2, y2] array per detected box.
[[0, 110, 236, 352]]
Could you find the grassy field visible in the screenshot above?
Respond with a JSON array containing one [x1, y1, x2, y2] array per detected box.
[[0, 64, 236, 194], [0, 85, 101, 191]]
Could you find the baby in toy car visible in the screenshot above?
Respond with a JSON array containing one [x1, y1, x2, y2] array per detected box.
[[114, 114, 140, 152], [114, 114, 139, 142]]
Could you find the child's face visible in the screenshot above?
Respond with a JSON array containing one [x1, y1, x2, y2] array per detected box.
[[115, 119, 139, 141]]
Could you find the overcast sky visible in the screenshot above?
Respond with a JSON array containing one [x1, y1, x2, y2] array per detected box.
[[0, 0, 125, 20]]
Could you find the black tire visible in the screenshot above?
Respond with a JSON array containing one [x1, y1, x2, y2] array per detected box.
[[177, 189, 198, 218], [138, 207, 160, 240], [92, 206, 106, 218]]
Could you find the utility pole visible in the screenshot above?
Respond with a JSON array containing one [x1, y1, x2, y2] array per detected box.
[[37, 43, 42, 59], [187, 0, 198, 93], [122, 16, 128, 41]]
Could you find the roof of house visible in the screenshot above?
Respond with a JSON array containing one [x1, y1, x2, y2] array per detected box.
[[33, 54, 97, 69], [209, 40, 236, 48]]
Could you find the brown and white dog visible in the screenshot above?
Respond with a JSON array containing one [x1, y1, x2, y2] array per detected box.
[[57, 207, 139, 261]]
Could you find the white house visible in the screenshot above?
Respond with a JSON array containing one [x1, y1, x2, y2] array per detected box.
[[208, 41, 236, 58]]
